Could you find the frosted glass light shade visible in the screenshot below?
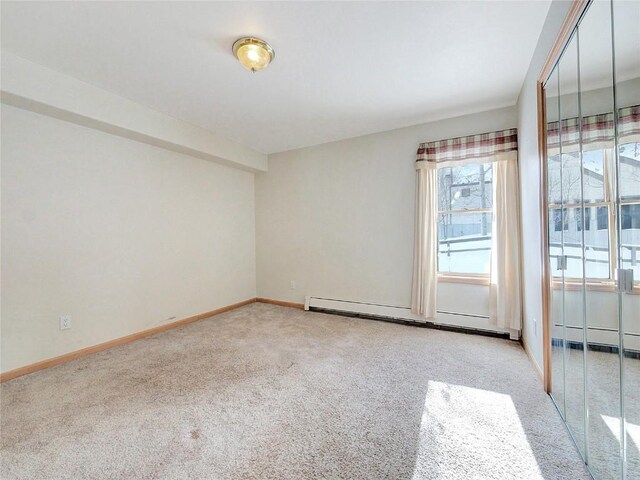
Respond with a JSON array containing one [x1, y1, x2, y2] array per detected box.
[[232, 37, 275, 72]]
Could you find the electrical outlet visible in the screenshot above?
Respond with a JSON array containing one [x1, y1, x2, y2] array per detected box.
[[59, 315, 71, 331], [290, 280, 296, 290]]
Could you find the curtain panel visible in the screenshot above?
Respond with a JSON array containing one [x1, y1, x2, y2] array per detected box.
[[411, 128, 522, 333], [490, 156, 521, 333], [411, 161, 438, 319]]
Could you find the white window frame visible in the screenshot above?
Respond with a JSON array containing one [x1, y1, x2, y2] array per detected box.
[[549, 146, 640, 293]]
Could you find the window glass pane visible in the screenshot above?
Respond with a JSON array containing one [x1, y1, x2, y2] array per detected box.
[[548, 151, 604, 205], [597, 206, 608, 230], [548, 208, 564, 277], [621, 202, 640, 280], [583, 206, 610, 279], [581, 149, 605, 203], [438, 212, 491, 274], [561, 153, 587, 204], [621, 248, 640, 281], [548, 154, 563, 205], [621, 203, 640, 230], [437, 163, 492, 211], [619, 143, 640, 201], [552, 207, 568, 232], [562, 207, 584, 279], [549, 207, 610, 279]]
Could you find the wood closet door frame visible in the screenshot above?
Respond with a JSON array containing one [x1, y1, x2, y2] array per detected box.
[[535, 0, 590, 393]]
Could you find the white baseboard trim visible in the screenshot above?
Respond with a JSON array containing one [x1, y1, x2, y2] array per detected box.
[[522, 338, 544, 384], [305, 296, 511, 336]]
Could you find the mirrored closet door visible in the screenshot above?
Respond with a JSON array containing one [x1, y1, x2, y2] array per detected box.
[[542, 1, 639, 479]]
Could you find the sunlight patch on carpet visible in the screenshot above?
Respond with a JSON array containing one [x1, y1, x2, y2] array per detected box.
[[602, 414, 640, 451], [411, 380, 543, 480]]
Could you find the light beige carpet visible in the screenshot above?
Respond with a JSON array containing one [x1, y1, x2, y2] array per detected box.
[[1, 303, 590, 479]]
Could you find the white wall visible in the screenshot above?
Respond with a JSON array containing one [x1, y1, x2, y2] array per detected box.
[[1, 53, 268, 173], [517, 0, 573, 370], [551, 289, 640, 351], [255, 106, 517, 326], [1, 105, 257, 373]]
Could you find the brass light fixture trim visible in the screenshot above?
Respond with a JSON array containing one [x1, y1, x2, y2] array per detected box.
[[232, 37, 275, 73]]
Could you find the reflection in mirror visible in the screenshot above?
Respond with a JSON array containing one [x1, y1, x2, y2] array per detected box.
[[578, 1, 621, 478], [543, 1, 639, 478], [546, 65, 566, 420], [613, 0, 640, 478], [558, 32, 586, 457]]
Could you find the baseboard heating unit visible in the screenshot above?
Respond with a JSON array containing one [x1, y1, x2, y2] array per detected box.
[[304, 296, 516, 340]]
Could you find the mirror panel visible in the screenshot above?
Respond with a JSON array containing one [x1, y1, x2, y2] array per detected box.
[[558, 31, 586, 457], [612, 0, 640, 478], [578, 1, 621, 478], [546, 65, 566, 419], [543, 1, 640, 479]]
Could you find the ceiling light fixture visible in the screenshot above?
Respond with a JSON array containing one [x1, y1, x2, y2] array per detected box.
[[232, 37, 275, 73]]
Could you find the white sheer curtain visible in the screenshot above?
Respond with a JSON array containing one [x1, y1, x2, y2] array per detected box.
[[490, 152, 522, 335], [411, 161, 437, 319]]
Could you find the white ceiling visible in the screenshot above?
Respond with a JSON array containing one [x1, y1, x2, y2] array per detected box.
[[1, 1, 551, 154]]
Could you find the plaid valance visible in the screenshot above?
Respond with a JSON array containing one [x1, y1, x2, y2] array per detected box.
[[547, 113, 614, 151], [547, 104, 639, 154], [619, 104, 640, 140], [416, 128, 517, 164]]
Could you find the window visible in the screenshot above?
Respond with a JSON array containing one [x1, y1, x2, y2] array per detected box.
[[619, 142, 640, 280], [547, 148, 614, 279], [437, 163, 492, 275], [577, 207, 591, 232], [413, 127, 519, 322], [553, 208, 568, 232], [548, 149, 612, 279], [621, 204, 640, 230], [585, 207, 591, 231], [549, 141, 640, 282], [597, 206, 608, 230]]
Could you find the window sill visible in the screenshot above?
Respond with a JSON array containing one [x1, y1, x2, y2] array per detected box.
[[551, 279, 640, 295], [438, 274, 490, 286]]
